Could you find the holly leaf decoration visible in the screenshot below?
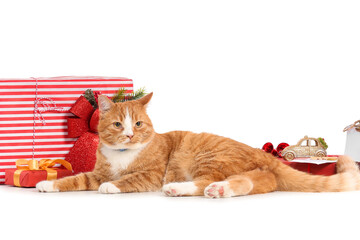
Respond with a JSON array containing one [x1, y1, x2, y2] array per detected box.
[[112, 87, 146, 103], [130, 87, 146, 101], [318, 137, 328, 150], [112, 88, 127, 103]]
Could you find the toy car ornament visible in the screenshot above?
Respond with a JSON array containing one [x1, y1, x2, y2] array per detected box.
[[282, 136, 328, 161]]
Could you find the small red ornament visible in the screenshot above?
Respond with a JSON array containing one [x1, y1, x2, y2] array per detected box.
[[262, 142, 289, 158], [271, 149, 279, 157], [262, 142, 274, 153], [276, 143, 289, 157]]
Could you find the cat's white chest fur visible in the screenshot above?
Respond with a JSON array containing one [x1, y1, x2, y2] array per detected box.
[[101, 144, 146, 177]]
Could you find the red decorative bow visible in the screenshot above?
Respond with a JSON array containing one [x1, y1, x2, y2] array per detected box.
[[65, 95, 100, 174], [262, 142, 289, 157]]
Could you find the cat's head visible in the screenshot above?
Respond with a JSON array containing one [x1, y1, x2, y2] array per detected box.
[[97, 93, 155, 150]]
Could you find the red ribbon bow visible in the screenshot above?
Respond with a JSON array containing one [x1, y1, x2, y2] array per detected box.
[[262, 142, 289, 157], [65, 95, 100, 174]]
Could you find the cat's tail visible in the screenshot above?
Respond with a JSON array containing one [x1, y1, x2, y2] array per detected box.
[[272, 155, 360, 192]]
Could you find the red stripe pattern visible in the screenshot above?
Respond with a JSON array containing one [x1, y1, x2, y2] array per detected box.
[[0, 76, 133, 183]]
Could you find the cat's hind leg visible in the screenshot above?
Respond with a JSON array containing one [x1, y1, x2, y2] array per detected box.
[[204, 168, 277, 198]]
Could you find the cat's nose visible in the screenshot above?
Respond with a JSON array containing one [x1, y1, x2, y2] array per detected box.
[[127, 135, 133, 140]]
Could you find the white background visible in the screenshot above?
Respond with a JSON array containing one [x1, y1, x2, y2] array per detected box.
[[0, 1, 360, 239]]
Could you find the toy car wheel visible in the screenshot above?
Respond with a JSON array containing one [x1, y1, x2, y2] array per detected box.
[[315, 151, 326, 158], [284, 152, 295, 161]]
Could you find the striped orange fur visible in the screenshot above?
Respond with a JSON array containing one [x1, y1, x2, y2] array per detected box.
[[36, 93, 360, 198]]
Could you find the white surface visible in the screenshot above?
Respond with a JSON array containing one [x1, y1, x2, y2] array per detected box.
[[1, 186, 360, 240], [1, 0, 360, 239]]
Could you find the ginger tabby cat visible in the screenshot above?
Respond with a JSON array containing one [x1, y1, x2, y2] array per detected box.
[[36, 93, 360, 197]]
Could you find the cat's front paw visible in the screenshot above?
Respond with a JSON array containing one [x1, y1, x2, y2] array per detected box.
[[98, 182, 121, 194], [36, 180, 59, 192]]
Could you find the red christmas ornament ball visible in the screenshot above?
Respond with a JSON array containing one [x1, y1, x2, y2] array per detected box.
[[276, 143, 289, 157], [262, 142, 274, 153]]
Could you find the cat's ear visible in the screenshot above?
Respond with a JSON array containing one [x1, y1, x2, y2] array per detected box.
[[138, 92, 153, 107], [98, 95, 114, 112]]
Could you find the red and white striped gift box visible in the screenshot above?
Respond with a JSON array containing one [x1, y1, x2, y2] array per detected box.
[[0, 76, 133, 184]]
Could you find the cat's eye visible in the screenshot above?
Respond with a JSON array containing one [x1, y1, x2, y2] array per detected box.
[[113, 122, 122, 129], [135, 121, 143, 127]]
